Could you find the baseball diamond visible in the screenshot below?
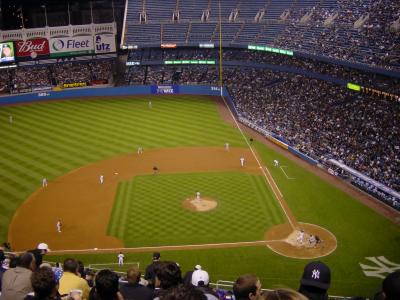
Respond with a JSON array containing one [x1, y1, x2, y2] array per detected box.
[[1, 95, 399, 296]]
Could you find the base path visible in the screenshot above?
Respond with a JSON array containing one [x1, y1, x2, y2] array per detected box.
[[9, 147, 262, 251]]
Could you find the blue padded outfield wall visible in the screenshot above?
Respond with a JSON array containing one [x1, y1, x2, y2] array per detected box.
[[0, 85, 227, 106]]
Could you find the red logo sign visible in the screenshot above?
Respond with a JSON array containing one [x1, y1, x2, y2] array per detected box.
[[16, 38, 50, 57]]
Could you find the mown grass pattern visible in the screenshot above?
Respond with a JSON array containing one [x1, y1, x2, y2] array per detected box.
[[108, 172, 285, 246], [0, 96, 245, 240]]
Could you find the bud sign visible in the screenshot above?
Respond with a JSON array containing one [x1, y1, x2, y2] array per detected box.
[[16, 38, 50, 57]]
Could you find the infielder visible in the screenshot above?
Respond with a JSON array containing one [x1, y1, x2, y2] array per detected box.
[[56, 219, 62, 233], [118, 252, 125, 266], [225, 143, 229, 151], [42, 178, 48, 187], [99, 175, 104, 184], [240, 157, 245, 167], [137, 146, 143, 154], [196, 191, 201, 201], [274, 159, 279, 167]]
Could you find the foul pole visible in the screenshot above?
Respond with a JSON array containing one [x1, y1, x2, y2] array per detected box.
[[219, 1, 223, 96]]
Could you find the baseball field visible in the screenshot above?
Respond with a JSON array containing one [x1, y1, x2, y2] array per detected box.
[[0, 94, 399, 297]]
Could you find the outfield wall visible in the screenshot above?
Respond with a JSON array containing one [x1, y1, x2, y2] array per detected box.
[[0, 85, 226, 106]]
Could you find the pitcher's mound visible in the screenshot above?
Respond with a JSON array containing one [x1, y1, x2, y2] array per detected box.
[[264, 222, 337, 259], [183, 197, 218, 212]]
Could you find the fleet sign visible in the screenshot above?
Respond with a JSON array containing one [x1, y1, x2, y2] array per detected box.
[[50, 36, 94, 57], [94, 34, 116, 54], [16, 38, 50, 57]]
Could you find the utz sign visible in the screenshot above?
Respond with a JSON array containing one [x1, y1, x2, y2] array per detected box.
[[16, 38, 50, 57], [50, 36, 94, 57], [94, 34, 116, 54]]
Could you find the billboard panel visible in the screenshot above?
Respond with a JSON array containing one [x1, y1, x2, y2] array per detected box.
[[50, 36, 94, 57], [0, 42, 15, 63], [16, 38, 49, 57], [94, 34, 116, 54]]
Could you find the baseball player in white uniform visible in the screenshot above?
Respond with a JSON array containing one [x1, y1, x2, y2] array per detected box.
[[240, 157, 245, 167], [9, 115, 13, 124], [274, 159, 279, 167], [148, 101, 152, 109], [99, 175, 104, 184], [42, 178, 48, 187], [118, 252, 125, 266], [296, 230, 304, 244], [56, 219, 62, 233], [225, 143, 229, 151], [137, 147, 143, 154], [196, 191, 201, 201]]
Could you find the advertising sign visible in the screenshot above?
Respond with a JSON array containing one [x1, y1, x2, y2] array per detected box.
[[63, 82, 87, 88], [50, 36, 94, 57], [0, 42, 15, 63], [151, 85, 179, 94], [94, 34, 116, 54], [16, 38, 49, 57]]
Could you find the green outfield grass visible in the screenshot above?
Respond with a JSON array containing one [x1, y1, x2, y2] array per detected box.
[[108, 172, 285, 246], [0, 95, 399, 297]]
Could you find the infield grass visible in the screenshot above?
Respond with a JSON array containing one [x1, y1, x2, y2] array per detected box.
[[108, 172, 285, 246]]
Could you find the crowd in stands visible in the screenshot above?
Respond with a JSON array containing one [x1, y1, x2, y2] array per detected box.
[[1, 247, 399, 300], [126, 62, 400, 195], [0, 60, 114, 94], [12, 67, 52, 91], [127, 48, 400, 95], [52, 61, 113, 85], [125, 0, 400, 70]]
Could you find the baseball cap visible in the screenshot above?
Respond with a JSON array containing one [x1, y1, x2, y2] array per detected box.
[[195, 264, 202, 270], [153, 252, 160, 260], [382, 271, 400, 300], [192, 269, 209, 286], [300, 261, 331, 290], [37, 243, 50, 252]]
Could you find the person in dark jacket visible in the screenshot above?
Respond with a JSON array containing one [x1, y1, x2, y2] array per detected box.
[[119, 266, 154, 300]]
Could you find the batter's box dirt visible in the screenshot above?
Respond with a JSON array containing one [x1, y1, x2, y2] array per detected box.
[[183, 197, 218, 212], [264, 222, 337, 259]]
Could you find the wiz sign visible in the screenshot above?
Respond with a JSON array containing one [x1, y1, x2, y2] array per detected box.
[[50, 36, 94, 57], [94, 35, 116, 54]]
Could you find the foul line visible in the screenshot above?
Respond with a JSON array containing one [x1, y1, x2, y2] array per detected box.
[[280, 166, 295, 180], [46, 240, 268, 254], [220, 96, 295, 229]]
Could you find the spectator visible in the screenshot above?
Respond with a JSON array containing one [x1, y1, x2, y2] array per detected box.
[[233, 274, 262, 300], [119, 266, 154, 300], [160, 284, 206, 300], [381, 270, 400, 300], [191, 269, 218, 300], [264, 288, 307, 300], [144, 252, 161, 288], [1, 252, 36, 300], [183, 265, 202, 286], [29, 243, 50, 270], [0, 250, 6, 292], [88, 269, 122, 300], [24, 266, 61, 300], [154, 261, 182, 299], [58, 258, 90, 300], [298, 261, 331, 300]]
